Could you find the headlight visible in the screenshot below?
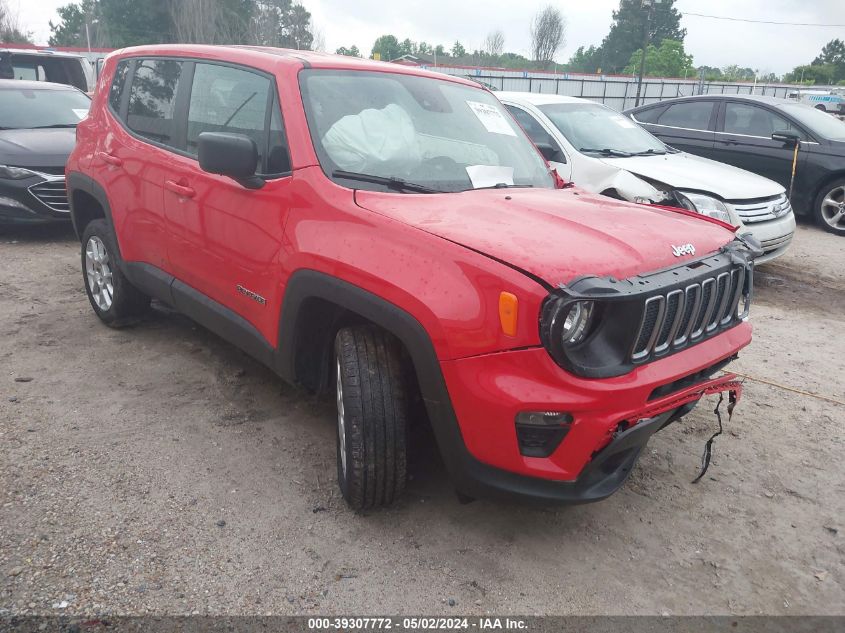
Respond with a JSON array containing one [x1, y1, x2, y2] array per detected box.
[[675, 191, 733, 224], [0, 165, 36, 180], [549, 300, 595, 348]]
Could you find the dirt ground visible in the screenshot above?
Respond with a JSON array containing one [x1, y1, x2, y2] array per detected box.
[[0, 220, 843, 617]]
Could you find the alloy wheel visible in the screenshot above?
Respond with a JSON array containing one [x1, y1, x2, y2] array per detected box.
[[85, 236, 114, 311], [820, 185, 845, 231]]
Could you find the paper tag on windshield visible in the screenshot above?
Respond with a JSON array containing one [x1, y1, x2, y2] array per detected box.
[[466, 165, 514, 189], [466, 101, 517, 136], [72, 109, 88, 120], [612, 115, 635, 129]]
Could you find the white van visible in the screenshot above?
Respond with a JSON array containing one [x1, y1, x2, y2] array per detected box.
[[786, 89, 845, 115], [498, 93, 796, 264]]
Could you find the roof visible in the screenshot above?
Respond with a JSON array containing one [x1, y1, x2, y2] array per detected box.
[[0, 48, 88, 60], [0, 79, 81, 91], [629, 93, 792, 110], [110, 44, 480, 88], [496, 92, 591, 106]]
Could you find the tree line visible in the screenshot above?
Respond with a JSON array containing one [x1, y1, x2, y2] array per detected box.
[[45, 0, 315, 50]]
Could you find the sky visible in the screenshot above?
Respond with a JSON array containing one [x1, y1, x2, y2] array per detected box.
[[10, 0, 845, 76]]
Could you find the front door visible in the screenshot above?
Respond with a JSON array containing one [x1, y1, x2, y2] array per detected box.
[[712, 101, 808, 191], [163, 61, 294, 344]]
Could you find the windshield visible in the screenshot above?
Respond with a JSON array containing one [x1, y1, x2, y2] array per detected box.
[[778, 103, 845, 141], [0, 87, 90, 129], [539, 102, 669, 156], [299, 69, 554, 193]]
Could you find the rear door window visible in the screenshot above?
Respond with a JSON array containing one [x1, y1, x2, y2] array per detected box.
[[126, 59, 184, 147], [656, 101, 714, 131]]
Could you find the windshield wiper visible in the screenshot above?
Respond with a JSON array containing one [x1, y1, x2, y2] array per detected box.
[[630, 148, 668, 156], [333, 170, 442, 194], [579, 147, 633, 157], [472, 183, 534, 190], [30, 123, 78, 129]]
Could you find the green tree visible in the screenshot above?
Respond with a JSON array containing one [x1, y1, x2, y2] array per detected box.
[[399, 38, 414, 56], [623, 39, 693, 78], [335, 45, 361, 57], [720, 65, 756, 82], [597, 0, 685, 74], [371, 34, 401, 61], [785, 64, 836, 85], [812, 38, 845, 82], [434, 44, 447, 57], [566, 45, 601, 73], [450, 40, 466, 57]]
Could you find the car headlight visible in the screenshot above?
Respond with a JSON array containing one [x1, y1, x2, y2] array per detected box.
[[546, 299, 595, 348], [675, 191, 732, 224], [0, 165, 36, 180]]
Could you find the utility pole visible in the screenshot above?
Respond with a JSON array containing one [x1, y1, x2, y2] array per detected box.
[[634, 0, 661, 107]]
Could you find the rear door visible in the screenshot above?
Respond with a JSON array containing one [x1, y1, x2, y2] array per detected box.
[[712, 100, 808, 190], [163, 60, 294, 343], [94, 57, 187, 270], [633, 100, 717, 157]]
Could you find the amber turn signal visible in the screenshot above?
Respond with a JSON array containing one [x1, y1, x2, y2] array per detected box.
[[499, 291, 518, 337]]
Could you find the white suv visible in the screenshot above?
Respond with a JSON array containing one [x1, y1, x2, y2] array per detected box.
[[499, 92, 796, 264]]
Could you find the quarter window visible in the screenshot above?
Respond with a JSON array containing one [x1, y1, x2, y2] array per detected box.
[[127, 59, 184, 146], [656, 101, 714, 131], [724, 102, 804, 139], [108, 60, 130, 113]]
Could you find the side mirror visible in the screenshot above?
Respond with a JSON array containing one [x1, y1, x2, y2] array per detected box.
[[198, 132, 264, 189], [536, 141, 566, 164], [772, 130, 800, 146]]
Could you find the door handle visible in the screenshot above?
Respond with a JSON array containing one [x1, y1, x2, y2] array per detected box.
[[96, 151, 123, 167], [165, 180, 196, 198]]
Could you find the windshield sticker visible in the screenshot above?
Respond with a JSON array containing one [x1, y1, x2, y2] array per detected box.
[[72, 109, 89, 120], [466, 101, 517, 136], [466, 165, 515, 189], [612, 115, 636, 129]]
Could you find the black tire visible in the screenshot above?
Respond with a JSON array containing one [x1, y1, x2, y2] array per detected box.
[[334, 325, 409, 510], [813, 179, 845, 236], [81, 219, 150, 326]]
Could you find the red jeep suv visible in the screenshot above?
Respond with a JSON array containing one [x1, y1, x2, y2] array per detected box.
[[67, 45, 758, 509]]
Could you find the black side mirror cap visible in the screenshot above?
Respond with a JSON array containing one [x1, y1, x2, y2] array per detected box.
[[771, 130, 800, 146], [198, 132, 265, 189], [536, 141, 566, 164]]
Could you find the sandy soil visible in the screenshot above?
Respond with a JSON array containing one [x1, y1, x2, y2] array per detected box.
[[0, 220, 843, 616]]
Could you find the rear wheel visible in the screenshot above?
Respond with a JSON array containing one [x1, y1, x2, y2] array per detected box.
[[334, 325, 408, 510], [814, 180, 845, 235], [81, 219, 150, 325]]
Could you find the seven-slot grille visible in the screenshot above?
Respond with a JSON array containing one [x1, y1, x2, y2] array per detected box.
[[631, 266, 747, 363], [29, 178, 69, 212], [730, 195, 792, 224]]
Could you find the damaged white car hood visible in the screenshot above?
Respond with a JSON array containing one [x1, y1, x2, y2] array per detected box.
[[597, 152, 784, 200]]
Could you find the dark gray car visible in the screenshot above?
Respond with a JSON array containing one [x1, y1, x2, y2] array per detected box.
[[0, 80, 90, 225], [625, 94, 845, 235]]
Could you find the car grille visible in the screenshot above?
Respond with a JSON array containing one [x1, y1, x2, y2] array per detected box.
[[29, 178, 69, 212], [730, 195, 792, 224], [21, 166, 66, 176], [631, 266, 749, 363]]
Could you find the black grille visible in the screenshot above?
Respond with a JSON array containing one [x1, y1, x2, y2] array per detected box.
[[29, 179, 69, 212], [18, 166, 66, 176], [631, 267, 748, 363]]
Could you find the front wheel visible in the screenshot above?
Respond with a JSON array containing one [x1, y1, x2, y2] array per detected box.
[[335, 325, 409, 510], [814, 180, 845, 235]]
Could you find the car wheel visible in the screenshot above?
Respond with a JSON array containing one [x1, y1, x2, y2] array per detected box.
[[334, 325, 408, 510], [814, 104, 827, 111], [814, 180, 845, 235], [81, 219, 150, 325]]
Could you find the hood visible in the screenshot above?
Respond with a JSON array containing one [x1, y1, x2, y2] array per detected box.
[[599, 152, 784, 200], [0, 128, 76, 168], [354, 187, 736, 286]]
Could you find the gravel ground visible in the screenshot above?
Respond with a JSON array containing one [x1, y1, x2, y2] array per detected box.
[[0, 220, 843, 617]]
